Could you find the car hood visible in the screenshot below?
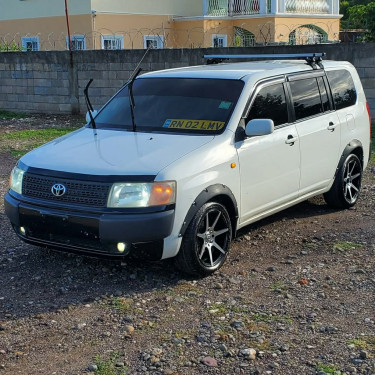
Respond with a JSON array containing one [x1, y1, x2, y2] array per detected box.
[[20, 128, 215, 176]]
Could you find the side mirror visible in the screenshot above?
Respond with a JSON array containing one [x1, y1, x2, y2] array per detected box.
[[245, 119, 274, 137], [85, 110, 98, 124]]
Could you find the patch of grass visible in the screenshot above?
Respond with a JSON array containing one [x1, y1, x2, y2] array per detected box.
[[208, 303, 228, 314], [348, 338, 367, 349], [333, 241, 363, 252], [108, 297, 133, 313], [0, 128, 76, 141], [94, 352, 127, 375], [270, 281, 285, 291], [316, 362, 339, 374], [0, 110, 29, 120], [348, 337, 375, 351], [0, 128, 78, 157]]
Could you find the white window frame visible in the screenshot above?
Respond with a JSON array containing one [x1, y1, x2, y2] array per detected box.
[[66, 35, 86, 51], [212, 34, 227, 48], [143, 35, 164, 49], [101, 35, 123, 50], [21, 37, 39, 52]]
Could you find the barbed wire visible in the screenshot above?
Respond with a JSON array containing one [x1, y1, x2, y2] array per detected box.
[[0, 21, 345, 52]]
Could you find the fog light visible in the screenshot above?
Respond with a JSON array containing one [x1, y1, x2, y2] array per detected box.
[[20, 226, 26, 235], [117, 242, 126, 253]]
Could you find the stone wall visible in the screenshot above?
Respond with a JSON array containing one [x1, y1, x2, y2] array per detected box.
[[0, 44, 374, 118]]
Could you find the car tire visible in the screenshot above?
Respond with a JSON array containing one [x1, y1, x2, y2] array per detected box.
[[175, 202, 232, 276], [324, 153, 362, 209]]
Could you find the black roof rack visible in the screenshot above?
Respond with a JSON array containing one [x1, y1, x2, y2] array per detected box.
[[204, 53, 326, 69]]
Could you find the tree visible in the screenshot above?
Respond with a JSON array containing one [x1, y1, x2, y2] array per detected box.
[[347, 2, 375, 41], [340, 0, 373, 29]]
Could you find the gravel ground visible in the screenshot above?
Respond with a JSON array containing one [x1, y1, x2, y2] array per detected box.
[[0, 115, 374, 375]]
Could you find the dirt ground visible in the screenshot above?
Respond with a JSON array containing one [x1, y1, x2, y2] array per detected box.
[[0, 115, 374, 375]]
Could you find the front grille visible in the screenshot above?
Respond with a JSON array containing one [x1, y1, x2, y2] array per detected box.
[[22, 173, 111, 207]]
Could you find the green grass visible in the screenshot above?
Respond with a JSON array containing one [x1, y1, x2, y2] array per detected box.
[[348, 337, 375, 351], [348, 338, 367, 349], [270, 280, 285, 291], [108, 297, 133, 313], [316, 362, 340, 374], [0, 110, 29, 120], [94, 352, 127, 375], [0, 128, 77, 157], [208, 303, 228, 314], [333, 241, 363, 252]]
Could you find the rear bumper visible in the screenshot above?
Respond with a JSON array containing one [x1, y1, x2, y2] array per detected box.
[[4, 192, 175, 258]]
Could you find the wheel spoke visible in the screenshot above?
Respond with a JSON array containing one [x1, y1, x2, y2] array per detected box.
[[211, 212, 221, 229], [197, 233, 206, 239], [214, 228, 229, 237], [349, 161, 356, 175], [199, 243, 206, 259], [208, 248, 214, 267], [348, 185, 354, 201], [205, 213, 210, 231], [351, 173, 361, 180], [213, 241, 226, 255], [351, 184, 359, 193]]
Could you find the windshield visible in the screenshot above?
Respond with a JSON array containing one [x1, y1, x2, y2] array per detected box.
[[93, 77, 244, 134]]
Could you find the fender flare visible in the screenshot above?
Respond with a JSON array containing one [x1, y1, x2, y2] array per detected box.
[[179, 184, 239, 238], [334, 140, 363, 178]]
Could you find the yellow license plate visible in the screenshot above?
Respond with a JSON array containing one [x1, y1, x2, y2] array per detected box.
[[163, 119, 225, 131]]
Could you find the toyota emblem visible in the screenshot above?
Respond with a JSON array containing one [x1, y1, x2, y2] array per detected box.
[[51, 183, 66, 197]]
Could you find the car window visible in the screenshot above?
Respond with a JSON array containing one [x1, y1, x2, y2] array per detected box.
[[317, 77, 330, 112], [247, 83, 288, 127], [93, 78, 244, 134], [326, 69, 357, 110], [289, 78, 323, 121]]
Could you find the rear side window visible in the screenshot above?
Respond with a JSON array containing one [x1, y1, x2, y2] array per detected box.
[[247, 83, 288, 126], [289, 78, 323, 121], [326, 69, 357, 110]]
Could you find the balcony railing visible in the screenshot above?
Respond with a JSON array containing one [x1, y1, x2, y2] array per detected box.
[[206, 0, 261, 17], [285, 0, 330, 14], [204, 0, 334, 16]]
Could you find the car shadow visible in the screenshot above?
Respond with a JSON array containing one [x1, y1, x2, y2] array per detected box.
[[0, 196, 340, 320]]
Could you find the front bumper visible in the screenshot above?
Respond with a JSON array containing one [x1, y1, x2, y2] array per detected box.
[[4, 192, 175, 258]]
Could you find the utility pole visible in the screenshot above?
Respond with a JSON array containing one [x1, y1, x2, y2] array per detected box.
[[65, 0, 73, 67]]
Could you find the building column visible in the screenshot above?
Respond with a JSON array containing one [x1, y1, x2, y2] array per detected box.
[[203, 0, 209, 16], [271, 0, 279, 14]]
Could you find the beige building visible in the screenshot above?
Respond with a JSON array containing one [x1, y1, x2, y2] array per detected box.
[[0, 0, 341, 51]]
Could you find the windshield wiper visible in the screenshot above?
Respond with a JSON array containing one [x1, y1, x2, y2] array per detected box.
[[84, 79, 96, 129], [128, 67, 142, 132]]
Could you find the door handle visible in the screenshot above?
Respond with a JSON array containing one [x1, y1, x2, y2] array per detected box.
[[285, 135, 297, 146], [327, 122, 337, 131]]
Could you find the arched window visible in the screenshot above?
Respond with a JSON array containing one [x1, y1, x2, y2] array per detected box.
[[234, 26, 255, 47], [289, 24, 328, 45]]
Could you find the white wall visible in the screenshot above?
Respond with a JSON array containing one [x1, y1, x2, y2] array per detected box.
[[91, 0, 203, 17], [0, 0, 91, 20]]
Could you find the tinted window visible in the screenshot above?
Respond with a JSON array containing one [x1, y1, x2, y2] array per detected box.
[[326, 69, 357, 110], [317, 77, 330, 112], [93, 78, 244, 134], [247, 84, 288, 126], [289, 78, 322, 121]]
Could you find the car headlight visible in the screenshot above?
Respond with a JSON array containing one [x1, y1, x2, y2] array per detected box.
[[9, 166, 25, 194], [107, 181, 176, 208]]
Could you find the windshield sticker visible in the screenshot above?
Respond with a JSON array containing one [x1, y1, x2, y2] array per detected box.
[[219, 101, 232, 110], [163, 119, 225, 131]]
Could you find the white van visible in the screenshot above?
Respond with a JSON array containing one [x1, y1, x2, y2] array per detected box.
[[5, 53, 372, 276]]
